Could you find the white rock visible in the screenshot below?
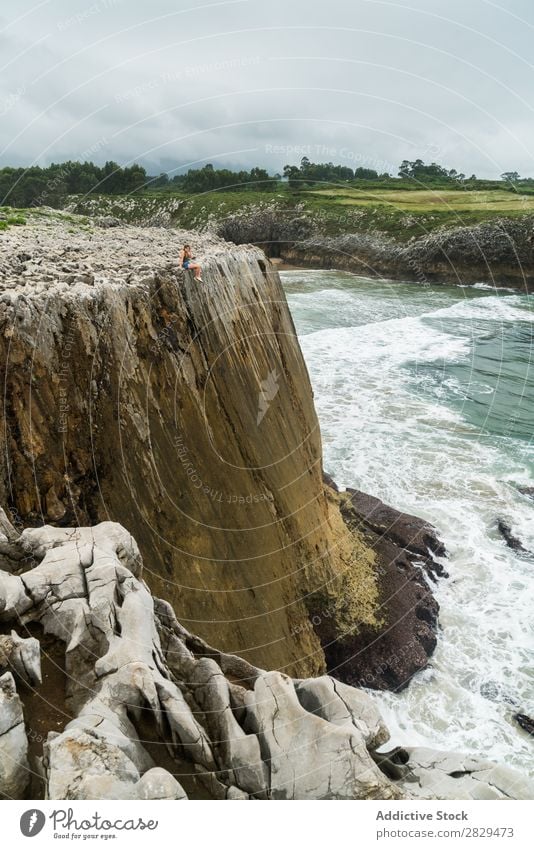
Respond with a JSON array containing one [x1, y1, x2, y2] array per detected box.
[[0, 672, 30, 798], [295, 675, 389, 749], [243, 671, 401, 800], [135, 767, 187, 800], [402, 747, 534, 801]]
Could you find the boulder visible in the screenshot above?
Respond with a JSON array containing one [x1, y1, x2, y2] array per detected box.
[[243, 671, 401, 800], [0, 631, 41, 686], [0, 672, 30, 798], [295, 675, 389, 749], [345, 488, 447, 569], [497, 519, 527, 553]]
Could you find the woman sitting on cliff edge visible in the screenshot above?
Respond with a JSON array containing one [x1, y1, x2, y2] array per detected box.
[[179, 244, 203, 282]]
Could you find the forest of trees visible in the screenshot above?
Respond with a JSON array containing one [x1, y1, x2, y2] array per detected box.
[[171, 163, 277, 192], [398, 159, 468, 182], [283, 157, 384, 186], [0, 156, 532, 208], [0, 161, 148, 208]]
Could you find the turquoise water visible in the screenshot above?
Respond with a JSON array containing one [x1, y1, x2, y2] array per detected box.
[[283, 269, 534, 780]]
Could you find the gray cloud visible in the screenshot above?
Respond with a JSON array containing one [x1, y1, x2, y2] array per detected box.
[[1, 0, 533, 177]]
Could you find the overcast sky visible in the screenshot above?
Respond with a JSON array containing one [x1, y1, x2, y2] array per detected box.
[[1, 0, 533, 177]]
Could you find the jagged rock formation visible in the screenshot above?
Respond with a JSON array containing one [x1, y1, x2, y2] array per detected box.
[[66, 196, 185, 228], [207, 203, 534, 290], [65, 196, 534, 290], [0, 511, 531, 801]]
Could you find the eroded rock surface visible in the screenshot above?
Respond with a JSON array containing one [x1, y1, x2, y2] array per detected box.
[[307, 484, 444, 691], [0, 513, 400, 800], [280, 218, 534, 291], [0, 671, 30, 798], [0, 214, 381, 679], [1, 512, 529, 801]]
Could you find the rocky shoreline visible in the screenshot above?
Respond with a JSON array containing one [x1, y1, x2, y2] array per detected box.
[[0, 212, 531, 799], [64, 195, 534, 290], [214, 205, 534, 290], [1, 508, 531, 800]]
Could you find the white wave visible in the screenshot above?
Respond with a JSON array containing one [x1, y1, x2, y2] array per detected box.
[[425, 294, 534, 324], [302, 313, 471, 373], [293, 275, 534, 781]]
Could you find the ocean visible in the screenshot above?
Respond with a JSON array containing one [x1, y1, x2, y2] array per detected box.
[[282, 268, 534, 779]]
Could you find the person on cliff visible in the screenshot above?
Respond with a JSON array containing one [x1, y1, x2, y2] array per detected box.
[[179, 244, 203, 282]]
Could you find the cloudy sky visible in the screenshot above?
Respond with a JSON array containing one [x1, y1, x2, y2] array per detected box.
[[1, 0, 533, 177]]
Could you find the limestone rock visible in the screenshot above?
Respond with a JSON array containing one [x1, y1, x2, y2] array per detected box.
[[401, 747, 534, 801], [0, 511, 529, 801], [135, 768, 187, 800], [0, 671, 30, 798], [295, 675, 389, 749], [243, 671, 401, 800], [279, 219, 534, 291], [0, 214, 382, 682], [190, 657, 268, 797]]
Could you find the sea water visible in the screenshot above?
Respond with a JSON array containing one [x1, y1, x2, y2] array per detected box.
[[282, 269, 533, 779]]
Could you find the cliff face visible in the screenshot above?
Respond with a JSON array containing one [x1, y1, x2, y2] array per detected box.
[[280, 219, 534, 291], [0, 214, 378, 677], [64, 195, 534, 289], [212, 208, 534, 291]]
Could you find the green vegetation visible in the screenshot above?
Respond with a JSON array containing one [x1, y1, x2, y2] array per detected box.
[[60, 182, 534, 243], [171, 163, 277, 193], [0, 207, 27, 231], [0, 161, 147, 208], [3, 155, 534, 242]]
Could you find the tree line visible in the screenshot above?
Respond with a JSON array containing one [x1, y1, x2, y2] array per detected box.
[[0, 161, 148, 208], [1, 157, 531, 208]]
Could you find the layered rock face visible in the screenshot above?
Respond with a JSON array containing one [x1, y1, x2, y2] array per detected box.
[[280, 219, 534, 290], [1, 511, 530, 801], [219, 217, 530, 291], [0, 215, 381, 679]]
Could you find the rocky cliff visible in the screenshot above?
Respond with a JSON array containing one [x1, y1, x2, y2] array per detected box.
[[0, 213, 441, 690], [63, 195, 534, 289], [0, 213, 378, 679]]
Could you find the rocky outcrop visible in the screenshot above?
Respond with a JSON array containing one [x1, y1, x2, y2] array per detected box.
[[1, 511, 531, 801], [497, 519, 527, 553], [64, 194, 534, 289], [0, 512, 400, 800], [280, 218, 534, 291], [344, 489, 447, 578], [397, 748, 533, 801], [310, 484, 444, 692], [216, 204, 315, 258], [0, 214, 392, 683], [0, 671, 30, 798]]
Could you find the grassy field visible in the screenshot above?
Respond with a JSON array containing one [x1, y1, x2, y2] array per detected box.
[[308, 187, 534, 212], [165, 185, 534, 240]]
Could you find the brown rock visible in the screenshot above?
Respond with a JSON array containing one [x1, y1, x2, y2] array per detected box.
[[345, 488, 448, 579]]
